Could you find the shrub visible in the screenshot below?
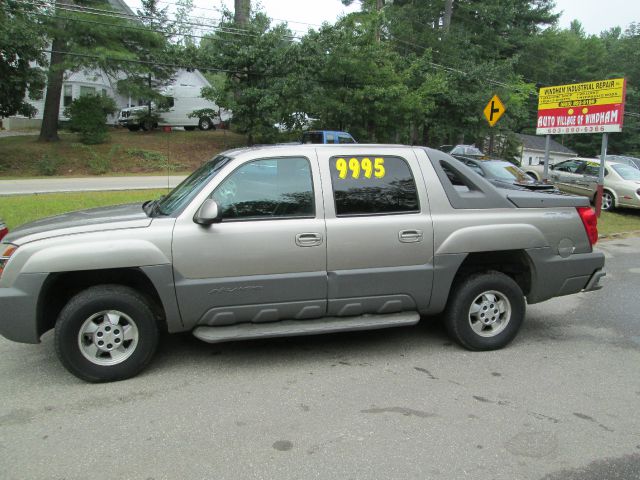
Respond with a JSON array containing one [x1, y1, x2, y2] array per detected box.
[[36, 154, 62, 176], [63, 95, 117, 144]]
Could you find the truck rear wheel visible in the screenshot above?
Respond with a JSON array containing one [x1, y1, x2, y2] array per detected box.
[[444, 271, 525, 351], [54, 285, 159, 382]]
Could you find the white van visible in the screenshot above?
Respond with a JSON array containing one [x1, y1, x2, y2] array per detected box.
[[117, 84, 231, 131]]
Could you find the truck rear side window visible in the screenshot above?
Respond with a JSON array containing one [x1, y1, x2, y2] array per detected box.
[[329, 155, 419, 216]]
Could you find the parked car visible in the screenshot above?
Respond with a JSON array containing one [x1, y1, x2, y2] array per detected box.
[[449, 145, 485, 158], [454, 157, 556, 192], [301, 130, 356, 144], [606, 155, 640, 170], [539, 157, 640, 211], [0, 145, 604, 382], [0, 219, 7, 242]]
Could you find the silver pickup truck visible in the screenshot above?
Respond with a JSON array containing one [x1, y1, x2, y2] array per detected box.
[[0, 145, 605, 382]]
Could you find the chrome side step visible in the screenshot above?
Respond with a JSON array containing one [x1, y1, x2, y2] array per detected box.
[[192, 312, 420, 344]]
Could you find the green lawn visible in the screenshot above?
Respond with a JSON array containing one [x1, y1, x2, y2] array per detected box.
[[0, 129, 246, 178], [598, 209, 640, 236], [0, 189, 167, 230]]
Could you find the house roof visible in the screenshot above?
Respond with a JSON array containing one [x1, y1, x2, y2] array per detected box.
[[106, 0, 135, 17], [516, 133, 577, 155]]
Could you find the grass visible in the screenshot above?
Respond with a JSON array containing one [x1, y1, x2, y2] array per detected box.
[[0, 128, 247, 178], [0, 189, 167, 230], [598, 209, 640, 237]]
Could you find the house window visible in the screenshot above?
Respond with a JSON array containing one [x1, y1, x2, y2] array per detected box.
[[80, 86, 96, 97], [101, 89, 107, 97], [63, 85, 73, 107]]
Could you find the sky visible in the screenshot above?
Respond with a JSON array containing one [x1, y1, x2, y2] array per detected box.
[[125, 0, 640, 36]]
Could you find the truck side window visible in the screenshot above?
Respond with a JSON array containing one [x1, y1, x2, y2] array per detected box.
[[212, 157, 314, 220], [329, 155, 419, 216]]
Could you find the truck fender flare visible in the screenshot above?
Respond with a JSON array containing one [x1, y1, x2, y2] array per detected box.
[[436, 224, 547, 255]]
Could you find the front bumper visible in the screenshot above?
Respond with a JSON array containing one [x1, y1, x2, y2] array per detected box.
[[0, 273, 48, 344], [526, 248, 606, 304]]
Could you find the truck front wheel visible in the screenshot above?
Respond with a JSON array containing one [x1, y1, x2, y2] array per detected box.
[[54, 285, 159, 382], [444, 272, 525, 351]]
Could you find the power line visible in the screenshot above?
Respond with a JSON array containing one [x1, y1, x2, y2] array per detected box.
[[19, 0, 304, 39]]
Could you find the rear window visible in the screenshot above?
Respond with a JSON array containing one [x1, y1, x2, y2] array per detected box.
[[329, 155, 419, 216]]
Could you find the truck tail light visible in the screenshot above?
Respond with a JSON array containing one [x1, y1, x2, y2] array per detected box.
[[577, 207, 598, 246], [0, 244, 17, 279], [0, 225, 7, 242]]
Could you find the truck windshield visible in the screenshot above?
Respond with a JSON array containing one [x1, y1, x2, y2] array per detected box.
[[153, 155, 232, 215]]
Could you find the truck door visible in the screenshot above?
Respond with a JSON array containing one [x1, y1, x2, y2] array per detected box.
[[171, 154, 327, 328], [319, 147, 434, 316]]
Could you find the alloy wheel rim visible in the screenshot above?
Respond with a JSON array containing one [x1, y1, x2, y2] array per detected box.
[[78, 310, 139, 366], [468, 290, 511, 337]]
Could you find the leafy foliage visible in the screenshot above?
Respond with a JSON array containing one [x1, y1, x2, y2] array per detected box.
[[0, 0, 47, 117], [63, 94, 117, 145]]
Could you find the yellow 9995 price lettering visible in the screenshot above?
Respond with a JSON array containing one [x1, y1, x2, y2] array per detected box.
[[335, 157, 385, 179]]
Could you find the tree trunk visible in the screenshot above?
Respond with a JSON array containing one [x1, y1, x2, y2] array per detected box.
[[234, 0, 250, 26], [375, 0, 383, 43], [443, 0, 453, 31], [38, 35, 66, 142]]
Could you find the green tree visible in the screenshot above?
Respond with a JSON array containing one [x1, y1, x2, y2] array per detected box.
[[39, 0, 174, 142], [198, 10, 296, 144], [0, 0, 47, 118]]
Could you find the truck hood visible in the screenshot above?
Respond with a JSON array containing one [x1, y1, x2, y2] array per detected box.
[[4, 203, 152, 245]]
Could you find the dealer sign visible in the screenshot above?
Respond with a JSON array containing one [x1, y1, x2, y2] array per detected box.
[[536, 78, 626, 135]]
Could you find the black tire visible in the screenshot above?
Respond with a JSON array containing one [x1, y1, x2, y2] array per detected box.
[[444, 271, 525, 351], [127, 125, 140, 132], [198, 117, 215, 131], [184, 126, 196, 131], [601, 190, 615, 211], [54, 285, 159, 382]]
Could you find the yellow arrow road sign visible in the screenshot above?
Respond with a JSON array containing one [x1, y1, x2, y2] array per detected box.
[[484, 95, 505, 127]]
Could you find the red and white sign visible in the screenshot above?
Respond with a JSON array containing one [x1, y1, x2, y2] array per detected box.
[[536, 78, 626, 135]]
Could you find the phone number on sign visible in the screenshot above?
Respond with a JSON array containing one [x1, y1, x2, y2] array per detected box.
[[537, 125, 622, 134]]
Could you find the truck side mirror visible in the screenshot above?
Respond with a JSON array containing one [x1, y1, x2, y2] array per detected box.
[[194, 199, 222, 225]]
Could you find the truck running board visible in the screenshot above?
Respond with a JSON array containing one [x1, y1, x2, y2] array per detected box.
[[192, 312, 420, 344]]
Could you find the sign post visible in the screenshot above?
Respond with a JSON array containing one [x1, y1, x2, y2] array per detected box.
[[536, 78, 626, 216]]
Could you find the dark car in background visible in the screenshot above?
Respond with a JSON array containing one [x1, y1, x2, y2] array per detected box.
[[455, 157, 556, 192]]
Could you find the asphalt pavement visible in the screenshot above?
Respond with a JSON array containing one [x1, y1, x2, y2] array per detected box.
[[0, 237, 639, 479], [0, 175, 187, 195]]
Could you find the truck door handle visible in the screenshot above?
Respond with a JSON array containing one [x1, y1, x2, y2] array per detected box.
[[295, 233, 323, 247], [399, 229, 423, 243]]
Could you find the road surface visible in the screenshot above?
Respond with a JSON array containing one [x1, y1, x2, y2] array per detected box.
[[0, 237, 639, 479]]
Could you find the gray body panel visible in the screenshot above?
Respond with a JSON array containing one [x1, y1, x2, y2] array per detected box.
[[0, 144, 605, 345]]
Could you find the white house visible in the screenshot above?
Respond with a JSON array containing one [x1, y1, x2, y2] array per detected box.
[[2, 0, 216, 130], [516, 133, 577, 166]]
